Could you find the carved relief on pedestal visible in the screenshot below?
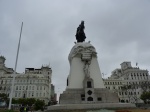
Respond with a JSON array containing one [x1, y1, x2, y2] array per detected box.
[[83, 61, 91, 78], [68, 43, 97, 63]]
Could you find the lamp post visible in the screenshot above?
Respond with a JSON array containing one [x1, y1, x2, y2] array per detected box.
[[8, 22, 23, 109]]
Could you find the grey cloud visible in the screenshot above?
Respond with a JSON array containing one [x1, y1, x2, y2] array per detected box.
[[0, 0, 150, 96]]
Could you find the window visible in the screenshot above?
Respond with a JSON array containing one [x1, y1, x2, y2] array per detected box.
[[97, 97, 102, 101], [36, 93, 38, 97], [81, 94, 85, 101], [16, 86, 18, 90], [40, 86, 42, 90], [23, 94, 25, 98], [87, 81, 92, 88], [15, 93, 17, 97], [32, 86, 34, 90], [23, 86, 24, 90], [19, 86, 21, 90]]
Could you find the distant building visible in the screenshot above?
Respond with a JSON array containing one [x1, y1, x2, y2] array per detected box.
[[50, 84, 57, 104], [0, 56, 55, 105], [103, 61, 150, 103]]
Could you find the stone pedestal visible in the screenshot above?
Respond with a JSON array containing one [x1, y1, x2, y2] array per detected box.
[[59, 42, 119, 104], [60, 88, 119, 104]]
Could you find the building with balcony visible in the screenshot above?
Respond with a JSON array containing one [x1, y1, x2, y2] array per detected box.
[[103, 61, 150, 103], [0, 56, 55, 105]]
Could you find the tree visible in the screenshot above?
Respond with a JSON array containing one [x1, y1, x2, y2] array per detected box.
[[0, 93, 8, 106], [140, 81, 150, 92], [0, 93, 8, 101], [140, 92, 150, 104], [34, 99, 45, 111], [26, 98, 36, 106], [18, 98, 27, 106], [12, 98, 18, 104]]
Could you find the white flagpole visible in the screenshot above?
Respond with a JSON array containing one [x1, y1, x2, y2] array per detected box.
[[8, 22, 23, 109]]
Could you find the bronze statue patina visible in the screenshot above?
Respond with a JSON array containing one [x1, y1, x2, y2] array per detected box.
[[75, 21, 86, 42]]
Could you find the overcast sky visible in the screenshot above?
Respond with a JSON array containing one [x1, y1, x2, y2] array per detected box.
[[0, 0, 150, 97]]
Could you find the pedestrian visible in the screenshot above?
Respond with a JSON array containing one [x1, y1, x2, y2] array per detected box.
[[24, 106, 26, 112]]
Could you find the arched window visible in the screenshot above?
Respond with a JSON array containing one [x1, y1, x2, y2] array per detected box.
[[87, 97, 93, 101]]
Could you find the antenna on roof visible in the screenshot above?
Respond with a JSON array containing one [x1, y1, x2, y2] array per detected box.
[[48, 62, 50, 67]]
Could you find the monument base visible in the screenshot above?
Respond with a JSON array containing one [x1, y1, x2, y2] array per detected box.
[[59, 88, 119, 104], [47, 103, 136, 111]]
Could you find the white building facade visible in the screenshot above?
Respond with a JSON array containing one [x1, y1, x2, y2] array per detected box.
[[0, 56, 53, 104], [103, 61, 150, 103]]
